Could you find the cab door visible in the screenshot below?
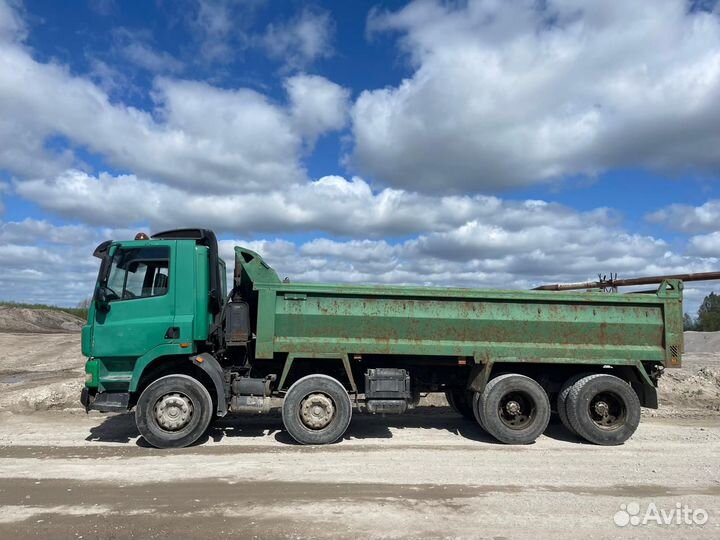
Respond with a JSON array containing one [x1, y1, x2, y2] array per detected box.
[[91, 241, 177, 362]]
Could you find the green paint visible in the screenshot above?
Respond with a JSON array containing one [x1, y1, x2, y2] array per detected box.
[[82, 237, 684, 400], [245, 245, 682, 368]]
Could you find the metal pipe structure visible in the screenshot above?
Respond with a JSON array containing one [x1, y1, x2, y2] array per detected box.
[[533, 271, 720, 292]]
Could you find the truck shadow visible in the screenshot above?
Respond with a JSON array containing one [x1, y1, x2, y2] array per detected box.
[[543, 417, 588, 444], [85, 412, 287, 447], [201, 408, 501, 446], [337, 408, 500, 445], [86, 407, 567, 447], [86, 413, 140, 444]]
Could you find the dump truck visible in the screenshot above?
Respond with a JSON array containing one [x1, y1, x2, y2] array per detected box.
[[81, 228, 698, 448]]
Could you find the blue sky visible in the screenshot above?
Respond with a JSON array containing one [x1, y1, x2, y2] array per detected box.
[[1, 0, 719, 315]]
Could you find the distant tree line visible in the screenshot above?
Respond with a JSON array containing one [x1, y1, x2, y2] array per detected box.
[[684, 292, 720, 331]]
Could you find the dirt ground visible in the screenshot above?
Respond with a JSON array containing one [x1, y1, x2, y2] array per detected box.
[[0, 409, 718, 539], [0, 313, 719, 539]]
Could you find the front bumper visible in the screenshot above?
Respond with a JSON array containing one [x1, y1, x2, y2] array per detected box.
[[81, 388, 131, 412]]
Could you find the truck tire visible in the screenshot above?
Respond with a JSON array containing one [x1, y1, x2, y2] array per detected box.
[[476, 374, 550, 444], [282, 374, 352, 445], [135, 374, 213, 449], [445, 389, 475, 420], [471, 369, 512, 429], [556, 373, 591, 436], [471, 392, 485, 429], [566, 374, 641, 445]]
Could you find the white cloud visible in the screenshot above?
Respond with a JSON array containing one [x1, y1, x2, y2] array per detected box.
[[0, 0, 23, 42], [0, 182, 6, 214], [647, 200, 720, 233], [14, 171, 160, 226], [86, 58, 133, 96], [0, 218, 90, 245], [0, 29, 348, 192], [0, 219, 139, 305], [13, 169, 618, 238], [187, 0, 258, 63], [352, 0, 720, 192], [214, 233, 714, 298], [10, 168, 699, 287], [1, 210, 717, 313], [0, 243, 63, 268], [688, 231, 720, 257], [183, 1, 333, 70], [88, 0, 117, 17], [116, 35, 184, 74], [410, 223, 671, 278], [286, 74, 350, 145], [262, 8, 333, 70]]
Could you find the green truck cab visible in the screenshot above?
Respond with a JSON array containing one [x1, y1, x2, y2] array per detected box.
[[82, 228, 684, 448]]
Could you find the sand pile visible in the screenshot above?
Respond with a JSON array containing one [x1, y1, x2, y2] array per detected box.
[[0, 380, 82, 412], [684, 331, 720, 354], [0, 333, 85, 412], [0, 306, 85, 333], [659, 360, 720, 413]]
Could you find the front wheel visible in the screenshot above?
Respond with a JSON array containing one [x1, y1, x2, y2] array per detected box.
[[135, 374, 213, 449], [476, 374, 550, 444], [282, 374, 352, 445]]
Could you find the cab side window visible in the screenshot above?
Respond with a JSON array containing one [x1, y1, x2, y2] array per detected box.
[[106, 247, 170, 301]]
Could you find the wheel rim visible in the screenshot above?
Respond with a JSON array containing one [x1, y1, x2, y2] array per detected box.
[[154, 392, 194, 431], [589, 391, 626, 430], [497, 391, 536, 430], [299, 392, 335, 430]]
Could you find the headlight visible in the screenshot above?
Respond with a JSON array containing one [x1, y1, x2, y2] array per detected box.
[[84, 372, 94, 383]]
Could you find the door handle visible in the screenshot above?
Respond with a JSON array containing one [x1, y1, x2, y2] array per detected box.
[[164, 327, 180, 339]]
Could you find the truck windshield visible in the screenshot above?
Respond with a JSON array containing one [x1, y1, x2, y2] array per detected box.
[[104, 246, 170, 301]]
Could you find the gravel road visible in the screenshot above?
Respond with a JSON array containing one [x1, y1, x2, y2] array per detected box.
[[0, 409, 718, 540], [1, 322, 719, 539]]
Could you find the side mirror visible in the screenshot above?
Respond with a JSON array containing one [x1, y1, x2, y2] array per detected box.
[[95, 286, 111, 313]]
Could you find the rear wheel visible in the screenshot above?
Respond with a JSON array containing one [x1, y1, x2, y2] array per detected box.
[[476, 374, 550, 444], [282, 375, 352, 445], [566, 374, 641, 445], [556, 373, 591, 436], [445, 389, 475, 420], [135, 374, 213, 449], [471, 392, 484, 429]]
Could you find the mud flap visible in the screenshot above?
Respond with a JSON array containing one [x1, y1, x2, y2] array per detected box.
[[190, 353, 228, 417], [467, 361, 493, 393], [631, 380, 658, 409]]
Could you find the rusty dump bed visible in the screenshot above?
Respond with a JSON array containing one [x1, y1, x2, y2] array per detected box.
[[235, 248, 684, 370]]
